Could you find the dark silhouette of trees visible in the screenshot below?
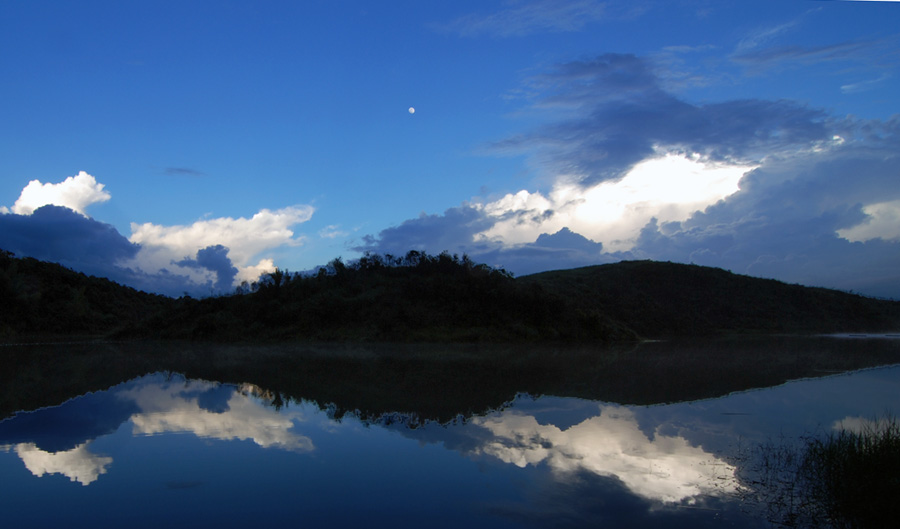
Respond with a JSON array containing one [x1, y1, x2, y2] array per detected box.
[[256, 267, 291, 297], [127, 250, 633, 343], [5, 248, 897, 344], [0, 248, 174, 339]]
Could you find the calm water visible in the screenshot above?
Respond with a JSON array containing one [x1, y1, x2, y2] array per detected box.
[[2, 343, 899, 528]]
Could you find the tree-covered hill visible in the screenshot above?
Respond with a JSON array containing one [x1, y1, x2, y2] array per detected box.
[[3, 249, 898, 343], [128, 252, 635, 343], [520, 260, 900, 337], [0, 249, 174, 339]]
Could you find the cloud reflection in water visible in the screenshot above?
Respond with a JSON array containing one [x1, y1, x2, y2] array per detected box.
[[10, 442, 112, 486], [470, 403, 738, 504], [0, 374, 313, 485], [119, 378, 313, 452], [2, 374, 739, 502]]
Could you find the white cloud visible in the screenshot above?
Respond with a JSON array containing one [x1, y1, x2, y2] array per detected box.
[[478, 151, 752, 252], [14, 442, 112, 486], [1, 171, 315, 294], [362, 52, 900, 298], [8, 171, 111, 216], [238, 258, 277, 284], [472, 404, 738, 503], [127, 205, 314, 288], [837, 199, 900, 242], [130, 206, 314, 264]]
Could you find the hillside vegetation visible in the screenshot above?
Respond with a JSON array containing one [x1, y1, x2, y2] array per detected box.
[[2, 249, 898, 342], [129, 252, 635, 343], [0, 249, 173, 340], [521, 260, 900, 337]]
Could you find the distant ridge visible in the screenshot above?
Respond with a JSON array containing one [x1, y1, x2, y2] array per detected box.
[[520, 260, 900, 338]]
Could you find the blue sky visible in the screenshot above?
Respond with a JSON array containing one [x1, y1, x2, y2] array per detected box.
[[1, 0, 899, 298]]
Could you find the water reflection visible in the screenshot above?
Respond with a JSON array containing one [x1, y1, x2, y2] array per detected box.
[[120, 378, 313, 451], [0, 374, 313, 486], [0, 372, 740, 503], [470, 403, 738, 503], [10, 442, 112, 485], [1, 365, 899, 527]]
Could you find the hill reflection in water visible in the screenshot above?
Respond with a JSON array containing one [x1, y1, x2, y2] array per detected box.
[[0, 374, 737, 501], [2, 357, 899, 527]]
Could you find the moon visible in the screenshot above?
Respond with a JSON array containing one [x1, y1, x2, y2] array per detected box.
[[408, 107, 415, 114]]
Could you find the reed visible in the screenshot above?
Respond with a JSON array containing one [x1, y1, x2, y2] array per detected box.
[[799, 415, 900, 528], [738, 414, 900, 528]]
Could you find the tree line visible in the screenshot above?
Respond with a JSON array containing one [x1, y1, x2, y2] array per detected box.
[[131, 250, 633, 343], [4, 247, 898, 343]]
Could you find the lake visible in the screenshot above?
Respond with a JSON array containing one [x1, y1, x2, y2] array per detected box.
[[1, 336, 899, 528]]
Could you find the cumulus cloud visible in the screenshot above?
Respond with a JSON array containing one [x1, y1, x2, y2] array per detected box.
[[238, 258, 276, 284], [0, 204, 140, 277], [355, 207, 611, 276], [357, 205, 496, 257], [488, 227, 613, 275], [0, 203, 265, 297], [478, 152, 753, 252], [2, 172, 316, 296], [494, 54, 832, 187], [360, 53, 900, 298], [837, 199, 900, 242], [128, 205, 314, 286], [7, 171, 110, 216], [624, 127, 900, 294], [358, 150, 755, 273], [175, 244, 240, 292], [122, 205, 313, 294]]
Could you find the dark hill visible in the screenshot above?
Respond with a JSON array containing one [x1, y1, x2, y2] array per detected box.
[[3, 249, 898, 342], [520, 260, 900, 338], [131, 252, 636, 343], [0, 249, 174, 340]]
